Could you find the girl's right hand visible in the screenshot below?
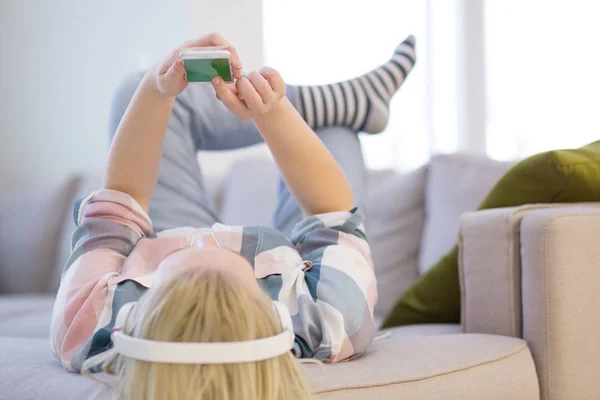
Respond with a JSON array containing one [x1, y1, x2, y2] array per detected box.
[[154, 33, 243, 98]]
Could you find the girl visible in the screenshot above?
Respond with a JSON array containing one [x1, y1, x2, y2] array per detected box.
[[51, 32, 416, 399]]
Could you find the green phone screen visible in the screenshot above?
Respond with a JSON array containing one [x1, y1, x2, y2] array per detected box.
[[183, 58, 232, 82]]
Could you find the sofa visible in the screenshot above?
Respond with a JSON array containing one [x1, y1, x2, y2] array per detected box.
[[1, 151, 599, 399]]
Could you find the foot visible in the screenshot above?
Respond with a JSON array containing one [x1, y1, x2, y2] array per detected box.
[[291, 35, 416, 134]]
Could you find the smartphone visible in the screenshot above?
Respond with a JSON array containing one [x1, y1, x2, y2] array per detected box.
[[180, 48, 233, 83]]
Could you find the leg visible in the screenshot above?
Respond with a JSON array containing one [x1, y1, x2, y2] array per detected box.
[[291, 35, 416, 134], [109, 71, 267, 231], [273, 126, 367, 237]]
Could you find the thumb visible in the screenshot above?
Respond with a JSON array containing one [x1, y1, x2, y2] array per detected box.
[[164, 59, 186, 82]]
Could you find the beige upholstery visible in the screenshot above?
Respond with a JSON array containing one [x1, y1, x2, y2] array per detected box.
[[520, 207, 600, 400], [459, 204, 571, 337], [0, 326, 539, 400], [367, 167, 427, 326], [0, 178, 79, 294], [305, 329, 539, 400], [460, 204, 600, 400], [0, 295, 55, 338], [419, 154, 512, 274]]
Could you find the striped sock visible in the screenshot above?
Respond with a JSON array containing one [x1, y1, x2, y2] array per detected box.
[[291, 35, 416, 134]]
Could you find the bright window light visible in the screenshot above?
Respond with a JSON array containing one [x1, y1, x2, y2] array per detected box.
[[263, 0, 429, 171]]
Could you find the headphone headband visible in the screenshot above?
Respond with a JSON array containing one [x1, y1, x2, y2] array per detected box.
[[112, 330, 294, 364], [111, 301, 295, 364]]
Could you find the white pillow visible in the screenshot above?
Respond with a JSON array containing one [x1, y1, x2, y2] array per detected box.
[[418, 154, 513, 275], [366, 167, 426, 327]]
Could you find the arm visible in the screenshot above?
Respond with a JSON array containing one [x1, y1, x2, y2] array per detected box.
[[104, 33, 243, 211], [254, 98, 353, 215], [50, 190, 152, 372], [103, 75, 174, 211], [212, 69, 354, 215], [52, 34, 244, 371]]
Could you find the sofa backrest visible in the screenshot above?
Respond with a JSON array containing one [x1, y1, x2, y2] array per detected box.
[[0, 153, 513, 326], [418, 153, 514, 274], [0, 178, 78, 294]]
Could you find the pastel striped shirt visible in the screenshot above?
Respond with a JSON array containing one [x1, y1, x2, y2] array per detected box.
[[50, 189, 377, 372]]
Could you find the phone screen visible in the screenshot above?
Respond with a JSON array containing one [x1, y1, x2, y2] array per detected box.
[[183, 58, 232, 82]]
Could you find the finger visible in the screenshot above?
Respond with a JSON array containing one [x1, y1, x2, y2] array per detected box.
[[229, 52, 243, 79], [164, 59, 186, 81], [159, 49, 180, 75], [212, 77, 250, 118], [236, 77, 265, 113], [220, 44, 242, 79], [259, 67, 286, 97], [248, 71, 273, 104], [226, 82, 238, 94]]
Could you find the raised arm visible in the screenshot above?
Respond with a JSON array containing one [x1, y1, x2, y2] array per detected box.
[[103, 73, 174, 211], [212, 68, 354, 216], [104, 34, 243, 211]]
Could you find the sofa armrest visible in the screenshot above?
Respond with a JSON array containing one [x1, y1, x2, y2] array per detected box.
[[458, 204, 563, 337], [460, 204, 600, 400], [520, 205, 600, 400]]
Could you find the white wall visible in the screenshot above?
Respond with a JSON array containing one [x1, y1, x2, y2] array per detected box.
[[0, 0, 189, 188], [190, 0, 263, 72], [0, 0, 266, 189], [191, 0, 271, 176]]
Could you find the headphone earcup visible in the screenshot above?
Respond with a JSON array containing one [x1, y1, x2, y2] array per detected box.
[[272, 301, 295, 347], [113, 302, 137, 333]]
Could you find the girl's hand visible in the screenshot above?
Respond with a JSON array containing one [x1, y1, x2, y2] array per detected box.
[[212, 67, 286, 120], [154, 33, 243, 97]]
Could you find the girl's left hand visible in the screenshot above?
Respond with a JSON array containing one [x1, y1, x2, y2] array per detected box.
[[212, 67, 287, 120], [154, 33, 243, 97]]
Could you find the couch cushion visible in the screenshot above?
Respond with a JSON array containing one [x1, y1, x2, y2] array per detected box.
[[0, 337, 107, 400], [0, 295, 55, 338], [219, 158, 279, 227], [0, 327, 538, 400], [419, 153, 513, 274], [306, 331, 538, 399], [0, 178, 79, 294], [366, 168, 426, 327]]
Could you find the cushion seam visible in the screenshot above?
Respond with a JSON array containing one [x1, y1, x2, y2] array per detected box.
[[458, 228, 466, 332], [507, 212, 516, 336], [543, 216, 551, 399], [312, 342, 530, 394]]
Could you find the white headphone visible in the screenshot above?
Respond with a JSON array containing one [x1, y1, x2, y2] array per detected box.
[[111, 301, 295, 364]]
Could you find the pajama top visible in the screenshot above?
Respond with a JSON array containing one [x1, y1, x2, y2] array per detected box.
[[50, 189, 377, 372]]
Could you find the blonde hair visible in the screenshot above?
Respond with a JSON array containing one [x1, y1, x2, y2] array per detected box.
[[83, 268, 311, 400]]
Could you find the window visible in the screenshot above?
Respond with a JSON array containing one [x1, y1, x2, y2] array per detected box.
[[263, 0, 429, 171], [264, 1, 600, 169], [485, 0, 600, 160]]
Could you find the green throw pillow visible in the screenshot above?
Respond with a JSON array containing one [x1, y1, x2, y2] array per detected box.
[[382, 140, 600, 328]]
